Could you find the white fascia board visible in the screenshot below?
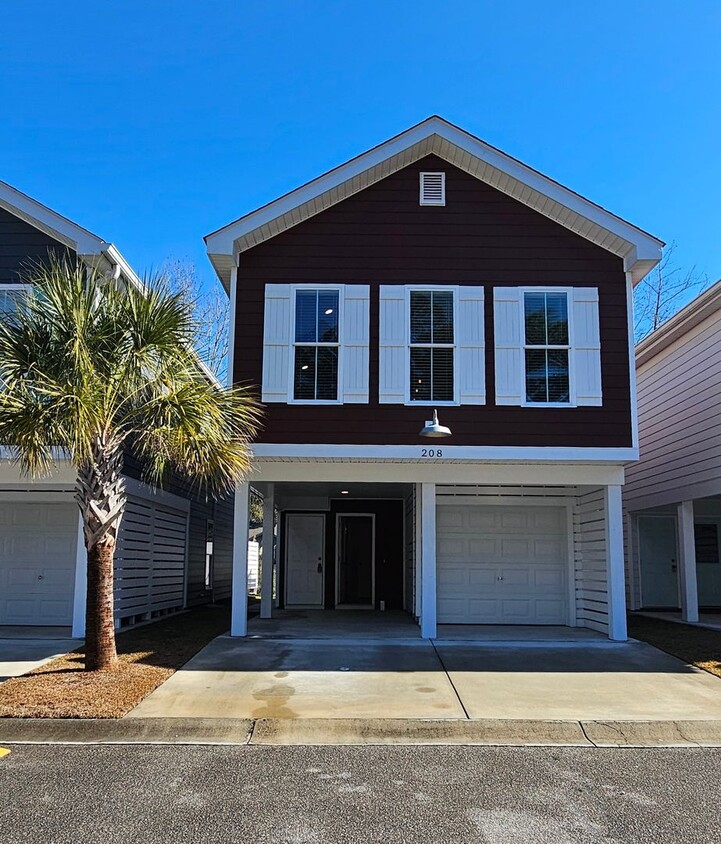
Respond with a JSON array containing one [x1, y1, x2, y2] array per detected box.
[[0, 179, 107, 255], [204, 116, 663, 283], [250, 443, 638, 463]]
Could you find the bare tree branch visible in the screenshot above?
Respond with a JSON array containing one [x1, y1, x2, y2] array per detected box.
[[163, 259, 229, 380], [634, 243, 711, 342]]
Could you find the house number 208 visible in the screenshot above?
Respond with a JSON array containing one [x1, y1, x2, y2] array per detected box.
[[420, 448, 443, 458]]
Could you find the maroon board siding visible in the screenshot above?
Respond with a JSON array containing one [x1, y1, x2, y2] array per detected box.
[[234, 154, 632, 448]]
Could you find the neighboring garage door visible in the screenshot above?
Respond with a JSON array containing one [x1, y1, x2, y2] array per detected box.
[[0, 502, 77, 626], [437, 503, 569, 624]]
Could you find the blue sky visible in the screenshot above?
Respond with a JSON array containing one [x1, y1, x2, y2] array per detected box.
[[1, 1, 719, 298]]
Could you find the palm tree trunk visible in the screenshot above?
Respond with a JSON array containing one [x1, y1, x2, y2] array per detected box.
[[84, 539, 118, 671], [76, 433, 126, 672]]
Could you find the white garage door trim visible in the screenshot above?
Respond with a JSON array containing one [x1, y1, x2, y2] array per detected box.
[[437, 499, 576, 626]]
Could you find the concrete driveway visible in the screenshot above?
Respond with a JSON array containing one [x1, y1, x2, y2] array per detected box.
[[127, 633, 721, 721], [0, 630, 80, 681]]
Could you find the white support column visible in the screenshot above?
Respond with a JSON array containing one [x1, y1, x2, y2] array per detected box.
[[230, 481, 250, 636], [260, 485, 275, 619], [604, 484, 627, 641], [420, 482, 437, 639], [677, 500, 699, 623], [71, 512, 87, 639], [414, 483, 422, 621]]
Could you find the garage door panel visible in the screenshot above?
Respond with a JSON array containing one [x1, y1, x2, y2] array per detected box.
[[438, 509, 464, 528], [437, 504, 568, 625], [468, 509, 499, 530], [438, 538, 465, 557]]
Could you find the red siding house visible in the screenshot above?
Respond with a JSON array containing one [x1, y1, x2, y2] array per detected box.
[[205, 116, 663, 641]]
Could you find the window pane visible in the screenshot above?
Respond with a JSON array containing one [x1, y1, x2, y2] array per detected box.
[[432, 291, 454, 343], [546, 294, 568, 345], [695, 524, 719, 564], [410, 347, 431, 401], [316, 347, 338, 400], [293, 346, 316, 399], [0, 288, 27, 317], [547, 349, 570, 402], [525, 349, 548, 403], [524, 293, 547, 345], [317, 290, 339, 343], [410, 292, 432, 343], [295, 290, 317, 342], [432, 348, 454, 401]]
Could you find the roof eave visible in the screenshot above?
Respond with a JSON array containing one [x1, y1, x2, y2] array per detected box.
[[204, 117, 663, 288]]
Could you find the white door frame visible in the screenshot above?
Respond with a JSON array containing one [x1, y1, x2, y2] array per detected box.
[[284, 512, 326, 608], [335, 512, 376, 609]]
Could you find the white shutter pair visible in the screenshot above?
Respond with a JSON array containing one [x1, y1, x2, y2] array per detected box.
[[261, 284, 370, 403], [378, 286, 486, 405], [493, 287, 602, 406]]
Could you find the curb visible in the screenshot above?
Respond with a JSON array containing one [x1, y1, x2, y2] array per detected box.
[[2, 717, 721, 747]]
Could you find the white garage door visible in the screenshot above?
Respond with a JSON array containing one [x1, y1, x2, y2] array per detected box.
[[0, 502, 77, 625], [437, 504, 569, 624]]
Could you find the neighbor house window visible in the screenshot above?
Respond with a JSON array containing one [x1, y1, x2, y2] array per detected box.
[[0, 284, 30, 318], [293, 288, 340, 401], [524, 291, 570, 404], [409, 290, 455, 402], [694, 523, 719, 564]]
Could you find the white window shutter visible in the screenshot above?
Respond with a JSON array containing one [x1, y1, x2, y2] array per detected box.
[[342, 285, 370, 403], [572, 287, 602, 406], [458, 286, 485, 405], [493, 288, 524, 406], [261, 284, 292, 403], [379, 285, 406, 404]]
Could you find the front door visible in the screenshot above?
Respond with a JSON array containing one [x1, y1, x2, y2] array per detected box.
[[336, 514, 375, 607], [285, 514, 325, 607], [639, 516, 679, 608]]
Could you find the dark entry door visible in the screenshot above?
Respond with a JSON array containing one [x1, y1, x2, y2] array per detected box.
[[336, 514, 374, 607]]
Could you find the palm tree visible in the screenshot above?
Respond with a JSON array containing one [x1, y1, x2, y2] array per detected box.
[[0, 256, 261, 671]]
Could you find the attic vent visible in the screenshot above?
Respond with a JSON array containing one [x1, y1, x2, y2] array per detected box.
[[420, 172, 445, 206]]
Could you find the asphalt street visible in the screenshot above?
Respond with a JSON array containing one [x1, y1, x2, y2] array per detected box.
[[1, 744, 720, 843]]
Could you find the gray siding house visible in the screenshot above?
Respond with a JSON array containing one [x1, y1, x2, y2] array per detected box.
[[0, 180, 233, 635]]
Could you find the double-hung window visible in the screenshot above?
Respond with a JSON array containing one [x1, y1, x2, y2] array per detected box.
[[293, 288, 340, 401], [523, 291, 570, 404], [409, 289, 455, 403]]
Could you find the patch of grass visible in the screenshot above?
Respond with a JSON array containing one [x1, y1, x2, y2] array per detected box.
[[0, 605, 230, 719], [629, 615, 721, 679]]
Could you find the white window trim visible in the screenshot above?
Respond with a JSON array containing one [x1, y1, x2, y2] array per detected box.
[[419, 171, 446, 206], [404, 285, 460, 406], [0, 282, 32, 299], [519, 286, 577, 409], [288, 283, 344, 405]]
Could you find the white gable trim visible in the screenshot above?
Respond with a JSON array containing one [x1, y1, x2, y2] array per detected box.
[[0, 179, 107, 256], [205, 116, 663, 289]]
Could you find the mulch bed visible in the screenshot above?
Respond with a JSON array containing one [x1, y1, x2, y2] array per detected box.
[[0, 605, 230, 719], [629, 614, 721, 680]]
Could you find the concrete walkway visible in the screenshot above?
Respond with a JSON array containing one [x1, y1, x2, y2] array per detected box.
[[0, 634, 80, 682], [127, 632, 721, 722]]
